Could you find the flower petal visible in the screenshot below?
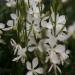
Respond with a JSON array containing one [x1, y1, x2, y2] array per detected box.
[[55, 45, 65, 53], [35, 68, 44, 74], [32, 57, 38, 68], [2, 27, 13, 31], [26, 61, 32, 70], [57, 15, 66, 25], [48, 34, 57, 48], [12, 56, 21, 61], [26, 71, 33, 75], [10, 13, 17, 20], [7, 20, 13, 26]]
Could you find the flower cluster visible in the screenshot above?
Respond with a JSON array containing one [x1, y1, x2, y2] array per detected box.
[[0, 0, 73, 75]]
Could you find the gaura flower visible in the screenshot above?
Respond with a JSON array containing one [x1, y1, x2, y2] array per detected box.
[[28, 7, 40, 18], [41, 13, 67, 35], [11, 39, 27, 63], [44, 34, 70, 73], [26, 57, 44, 75], [3, 13, 18, 31], [44, 34, 70, 65]]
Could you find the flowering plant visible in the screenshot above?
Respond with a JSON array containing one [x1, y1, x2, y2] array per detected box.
[[0, 0, 75, 75]]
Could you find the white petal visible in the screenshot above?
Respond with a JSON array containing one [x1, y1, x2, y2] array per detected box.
[[28, 38, 36, 45], [42, 16, 49, 21], [38, 41, 43, 52], [46, 29, 51, 37], [0, 23, 5, 29], [21, 57, 25, 63], [6, 3, 11, 7], [46, 22, 53, 29], [57, 15, 66, 25], [26, 61, 32, 70], [28, 8, 33, 15], [35, 68, 44, 74], [7, 20, 13, 26], [10, 13, 17, 20], [48, 34, 57, 48], [66, 50, 70, 54], [45, 56, 49, 63], [32, 57, 38, 68], [12, 56, 21, 61], [56, 24, 63, 34], [2, 27, 13, 31], [43, 43, 50, 52], [55, 45, 65, 53], [26, 71, 33, 75], [60, 53, 69, 60]]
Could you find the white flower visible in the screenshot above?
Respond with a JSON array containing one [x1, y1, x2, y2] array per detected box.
[[11, 39, 27, 63], [44, 37, 69, 73], [29, 0, 37, 7], [27, 0, 40, 18], [3, 13, 17, 31], [6, 0, 16, 7], [41, 14, 66, 35], [26, 57, 43, 75], [43, 34, 69, 65], [45, 42, 69, 65], [28, 7, 40, 18]]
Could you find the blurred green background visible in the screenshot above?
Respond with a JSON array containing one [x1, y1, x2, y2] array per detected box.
[[0, 0, 75, 75]]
